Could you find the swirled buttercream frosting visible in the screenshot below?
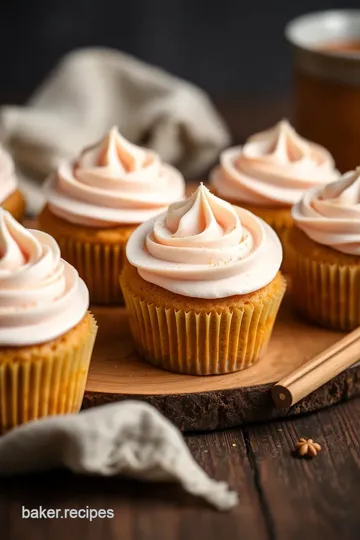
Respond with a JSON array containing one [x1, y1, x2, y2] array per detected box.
[[0, 145, 17, 204], [44, 126, 185, 227], [292, 168, 360, 255], [0, 209, 89, 346], [210, 120, 339, 207], [126, 184, 282, 298]]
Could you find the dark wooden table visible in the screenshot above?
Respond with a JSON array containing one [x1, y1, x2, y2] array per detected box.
[[1, 398, 360, 539], [2, 97, 359, 539]]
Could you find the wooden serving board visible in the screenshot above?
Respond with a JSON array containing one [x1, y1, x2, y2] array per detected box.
[[83, 292, 360, 431]]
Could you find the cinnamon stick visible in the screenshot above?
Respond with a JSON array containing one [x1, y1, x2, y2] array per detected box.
[[271, 326, 360, 409]]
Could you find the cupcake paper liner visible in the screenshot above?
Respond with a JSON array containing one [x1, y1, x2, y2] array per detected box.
[[56, 237, 125, 305], [0, 313, 97, 433], [288, 249, 360, 331], [37, 206, 135, 306], [122, 281, 285, 375]]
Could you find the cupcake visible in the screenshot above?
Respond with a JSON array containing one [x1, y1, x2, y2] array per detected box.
[[121, 184, 286, 375], [287, 167, 360, 331], [0, 209, 97, 433], [0, 144, 26, 221], [38, 126, 185, 305], [210, 120, 339, 247]]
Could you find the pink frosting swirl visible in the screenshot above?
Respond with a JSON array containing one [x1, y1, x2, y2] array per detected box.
[[44, 126, 185, 227], [210, 120, 339, 207], [292, 168, 360, 255], [126, 184, 282, 298], [0, 209, 89, 346], [0, 145, 18, 204]]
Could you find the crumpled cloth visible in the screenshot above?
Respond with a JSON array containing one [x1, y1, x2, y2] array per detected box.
[[0, 401, 238, 511], [0, 48, 230, 215]]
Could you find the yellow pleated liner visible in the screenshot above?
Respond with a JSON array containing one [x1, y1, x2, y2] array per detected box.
[[286, 227, 360, 331], [121, 262, 286, 375], [0, 312, 97, 434], [38, 205, 137, 305], [2, 189, 26, 223], [55, 237, 127, 305]]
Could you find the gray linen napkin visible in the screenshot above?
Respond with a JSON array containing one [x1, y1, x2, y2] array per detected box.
[[0, 401, 238, 511], [0, 48, 230, 214]]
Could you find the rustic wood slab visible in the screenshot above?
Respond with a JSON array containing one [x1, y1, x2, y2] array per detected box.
[[83, 292, 360, 431]]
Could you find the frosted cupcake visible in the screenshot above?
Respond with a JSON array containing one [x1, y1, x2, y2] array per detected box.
[[210, 120, 338, 245], [0, 210, 97, 432], [0, 144, 26, 221], [121, 184, 286, 375], [287, 167, 360, 330], [38, 126, 185, 305]]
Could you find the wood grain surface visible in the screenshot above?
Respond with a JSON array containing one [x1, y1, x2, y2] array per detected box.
[[83, 293, 360, 430], [2, 399, 360, 540]]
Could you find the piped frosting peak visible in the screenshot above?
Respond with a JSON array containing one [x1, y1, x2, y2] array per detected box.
[[45, 127, 185, 227], [0, 209, 89, 346], [126, 184, 282, 298], [210, 120, 339, 207]]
